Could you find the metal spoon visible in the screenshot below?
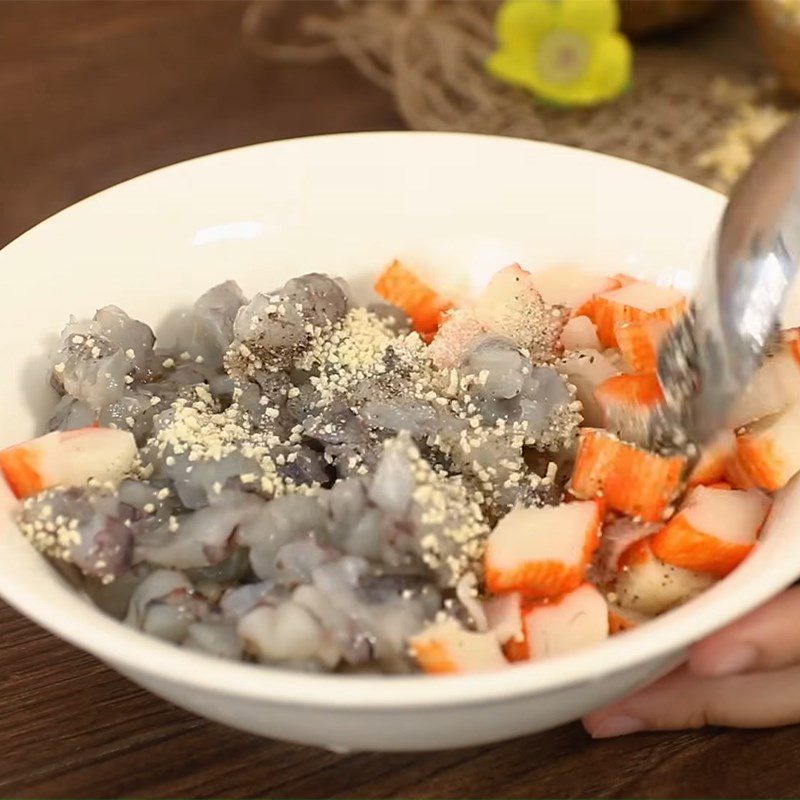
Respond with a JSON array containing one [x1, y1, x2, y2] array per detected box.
[[657, 115, 800, 445]]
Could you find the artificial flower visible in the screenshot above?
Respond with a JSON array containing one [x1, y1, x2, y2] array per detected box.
[[487, 0, 633, 107]]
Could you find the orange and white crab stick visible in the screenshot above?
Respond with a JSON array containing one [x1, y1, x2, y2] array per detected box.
[[483, 592, 523, 646], [484, 499, 602, 598], [0, 427, 137, 499], [735, 400, 800, 492], [687, 430, 736, 487], [614, 537, 716, 615], [374, 259, 454, 338], [614, 317, 669, 374], [409, 619, 508, 674], [587, 278, 686, 349], [570, 429, 687, 522], [594, 373, 664, 419], [503, 583, 609, 662], [607, 604, 651, 635], [783, 327, 800, 366], [651, 485, 771, 577], [573, 273, 638, 319]]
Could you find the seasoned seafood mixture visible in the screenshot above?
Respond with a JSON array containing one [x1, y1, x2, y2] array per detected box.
[[2, 261, 793, 674]]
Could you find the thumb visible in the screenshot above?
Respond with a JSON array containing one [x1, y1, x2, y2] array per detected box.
[[583, 664, 800, 738]]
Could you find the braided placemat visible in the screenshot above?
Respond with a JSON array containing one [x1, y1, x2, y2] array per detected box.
[[243, 0, 797, 192]]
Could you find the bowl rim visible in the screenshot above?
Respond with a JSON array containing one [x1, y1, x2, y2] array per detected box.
[[3, 130, 799, 710]]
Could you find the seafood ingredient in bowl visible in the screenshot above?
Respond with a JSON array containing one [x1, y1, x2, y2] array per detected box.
[[2, 262, 790, 675]]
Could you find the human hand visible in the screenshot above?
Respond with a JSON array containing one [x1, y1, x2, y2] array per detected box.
[[583, 587, 800, 738]]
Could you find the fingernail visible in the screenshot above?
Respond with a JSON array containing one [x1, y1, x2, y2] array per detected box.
[[588, 714, 645, 739], [703, 643, 758, 677]]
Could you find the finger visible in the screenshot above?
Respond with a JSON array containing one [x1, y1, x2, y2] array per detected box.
[[583, 663, 800, 738], [690, 586, 800, 677]]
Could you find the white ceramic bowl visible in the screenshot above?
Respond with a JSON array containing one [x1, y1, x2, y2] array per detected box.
[[2, 132, 800, 753]]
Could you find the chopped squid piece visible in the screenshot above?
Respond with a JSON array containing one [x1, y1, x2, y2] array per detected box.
[[0, 427, 136, 499]]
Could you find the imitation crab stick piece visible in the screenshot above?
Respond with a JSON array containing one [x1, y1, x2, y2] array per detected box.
[[651, 486, 771, 577], [0, 427, 137, 499], [728, 347, 800, 428], [561, 315, 601, 351], [608, 604, 651, 634], [614, 317, 669, 374], [570, 429, 687, 522], [483, 592, 523, 645], [594, 373, 665, 416], [735, 400, 800, 491], [409, 619, 508, 674], [687, 430, 737, 487], [588, 280, 686, 348], [574, 273, 638, 318], [503, 583, 609, 662], [374, 260, 453, 337], [484, 500, 602, 598], [594, 373, 665, 445], [783, 327, 800, 366], [614, 537, 716, 615], [531, 266, 618, 315], [724, 451, 758, 490]]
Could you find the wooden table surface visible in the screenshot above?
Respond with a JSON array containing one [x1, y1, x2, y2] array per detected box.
[[3, 2, 800, 797]]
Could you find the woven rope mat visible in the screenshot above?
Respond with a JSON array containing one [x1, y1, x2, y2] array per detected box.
[[243, 0, 795, 189]]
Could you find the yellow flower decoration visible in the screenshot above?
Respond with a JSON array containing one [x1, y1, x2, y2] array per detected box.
[[487, 0, 633, 107]]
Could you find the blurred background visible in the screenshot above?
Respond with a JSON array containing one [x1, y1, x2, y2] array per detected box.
[[3, 0, 799, 252]]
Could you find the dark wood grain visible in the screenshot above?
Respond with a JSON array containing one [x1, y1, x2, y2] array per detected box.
[[2, 2, 800, 798]]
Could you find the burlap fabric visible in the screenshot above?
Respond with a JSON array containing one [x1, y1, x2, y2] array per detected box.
[[243, 0, 797, 190]]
